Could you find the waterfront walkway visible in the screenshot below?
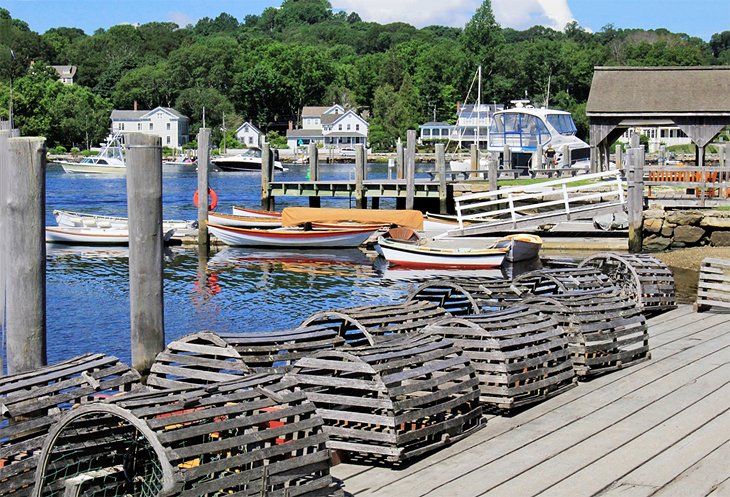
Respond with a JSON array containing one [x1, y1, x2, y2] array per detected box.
[[332, 305, 730, 496]]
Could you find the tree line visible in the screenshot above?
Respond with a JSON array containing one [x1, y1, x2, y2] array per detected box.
[[0, 0, 728, 150]]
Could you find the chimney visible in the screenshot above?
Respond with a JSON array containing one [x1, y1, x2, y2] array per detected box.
[[288, 120, 293, 131], [133, 100, 138, 111]]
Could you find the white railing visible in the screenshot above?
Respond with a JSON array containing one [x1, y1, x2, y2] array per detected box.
[[447, 169, 625, 233]]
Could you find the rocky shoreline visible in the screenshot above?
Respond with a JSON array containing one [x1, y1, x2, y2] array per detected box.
[[643, 208, 730, 251]]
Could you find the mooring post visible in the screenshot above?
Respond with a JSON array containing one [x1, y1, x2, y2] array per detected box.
[[503, 143, 511, 170], [405, 130, 416, 210], [435, 143, 447, 214], [488, 158, 498, 192], [396, 138, 405, 180], [308, 143, 320, 207], [197, 128, 210, 247], [261, 144, 273, 211], [355, 144, 365, 209], [470, 144, 479, 179], [126, 132, 164, 376], [615, 144, 623, 171], [627, 146, 645, 253], [532, 150, 542, 173], [2, 135, 47, 374]]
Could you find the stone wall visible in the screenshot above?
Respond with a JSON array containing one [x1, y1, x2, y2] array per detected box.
[[643, 208, 730, 251]]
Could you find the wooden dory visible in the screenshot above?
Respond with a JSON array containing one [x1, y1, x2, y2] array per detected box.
[[493, 233, 543, 262], [375, 236, 508, 268], [46, 226, 175, 245], [207, 223, 379, 248], [208, 212, 282, 228]]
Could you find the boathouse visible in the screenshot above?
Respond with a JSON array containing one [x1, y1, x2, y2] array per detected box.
[[586, 66, 730, 170]]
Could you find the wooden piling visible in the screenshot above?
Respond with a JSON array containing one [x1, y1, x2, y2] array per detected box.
[[3, 135, 47, 374], [406, 130, 416, 210], [436, 143, 447, 214], [560, 144, 571, 168], [125, 132, 164, 376], [355, 144, 365, 209], [308, 143, 320, 207], [626, 146, 645, 253], [196, 128, 210, 247], [532, 150, 542, 172], [615, 145, 623, 171], [396, 138, 405, 180], [488, 158, 498, 192], [261, 144, 273, 211], [470, 144, 479, 178], [503, 144, 511, 169]]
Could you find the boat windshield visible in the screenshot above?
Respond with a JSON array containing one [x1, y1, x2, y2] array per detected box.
[[546, 114, 577, 135], [242, 148, 262, 158], [489, 112, 551, 151]]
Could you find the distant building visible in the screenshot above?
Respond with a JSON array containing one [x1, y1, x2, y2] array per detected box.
[[51, 65, 77, 85], [616, 126, 691, 153], [110, 105, 189, 149], [235, 121, 262, 148], [419, 103, 503, 148], [287, 104, 369, 150]]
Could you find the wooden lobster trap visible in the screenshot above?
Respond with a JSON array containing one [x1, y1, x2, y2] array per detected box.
[[513, 266, 616, 296], [695, 257, 730, 312], [519, 289, 650, 377], [0, 354, 141, 497], [286, 334, 482, 464], [580, 252, 677, 314], [422, 305, 576, 410], [34, 373, 341, 497], [407, 277, 528, 314]]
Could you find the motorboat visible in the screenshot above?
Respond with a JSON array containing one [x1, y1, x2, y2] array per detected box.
[[207, 223, 379, 248], [492, 234, 543, 262], [488, 101, 590, 174], [55, 133, 126, 174], [211, 147, 286, 172], [163, 155, 197, 171], [207, 212, 282, 228], [374, 228, 508, 269], [46, 226, 175, 245], [231, 206, 282, 218], [53, 209, 197, 237]]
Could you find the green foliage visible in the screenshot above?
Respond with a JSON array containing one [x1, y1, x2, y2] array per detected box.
[[266, 130, 288, 148], [50, 145, 67, 154], [70, 147, 80, 154]]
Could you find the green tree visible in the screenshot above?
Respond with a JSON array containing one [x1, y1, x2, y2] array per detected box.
[[462, 0, 504, 67]]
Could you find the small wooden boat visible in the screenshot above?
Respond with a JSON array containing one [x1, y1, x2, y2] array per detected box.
[[231, 206, 281, 218], [53, 209, 197, 236], [493, 234, 543, 262], [375, 229, 508, 269], [208, 212, 282, 228], [207, 223, 379, 248], [46, 226, 175, 245]]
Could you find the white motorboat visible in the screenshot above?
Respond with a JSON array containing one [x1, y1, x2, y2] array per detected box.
[[46, 226, 175, 245], [53, 209, 197, 237], [163, 155, 197, 171], [55, 133, 126, 174], [211, 147, 286, 172], [207, 223, 379, 248]]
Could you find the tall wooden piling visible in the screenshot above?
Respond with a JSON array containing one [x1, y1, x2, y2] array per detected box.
[[126, 132, 164, 376], [626, 146, 645, 254], [261, 144, 274, 211], [470, 144, 479, 178], [405, 130, 416, 210], [488, 158, 498, 192], [3, 136, 47, 374], [615, 145, 623, 171], [308, 143, 320, 207], [355, 144, 365, 209], [435, 143, 447, 214], [396, 138, 405, 180], [196, 128, 210, 247], [503, 144, 511, 169]]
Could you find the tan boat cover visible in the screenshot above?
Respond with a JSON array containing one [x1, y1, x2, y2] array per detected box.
[[281, 207, 423, 229]]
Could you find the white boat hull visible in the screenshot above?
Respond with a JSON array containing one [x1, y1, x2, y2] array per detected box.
[[46, 226, 176, 245], [58, 162, 126, 174], [231, 206, 281, 218], [375, 237, 507, 268], [53, 210, 197, 236], [208, 223, 377, 248], [207, 212, 282, 228]]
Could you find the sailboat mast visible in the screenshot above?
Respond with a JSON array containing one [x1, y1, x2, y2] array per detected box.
[[477, 65, 482, 151]]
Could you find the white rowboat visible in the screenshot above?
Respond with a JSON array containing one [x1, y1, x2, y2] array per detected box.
[[208, 223, 378, 248], [207, 212, 282, 228], [53, 209, 197, 236], [46, 226, 175, 245], [231, 206, 281, 218], [375, 236, 508, 269]]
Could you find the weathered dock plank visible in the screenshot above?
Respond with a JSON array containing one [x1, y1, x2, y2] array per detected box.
[[332, 306, 730, 497]]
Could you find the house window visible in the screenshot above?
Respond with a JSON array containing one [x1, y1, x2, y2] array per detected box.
[[338, 124, 342, 131], [138, 123, 142, 130], [166, 123, 171, 131], [347, 124, 351, 130], [356, 124, 360, 131], [149, 123, 153, 130], [166, 136, 171, 144], [120, 123, 125, 130], [248, 136, 253, 144]]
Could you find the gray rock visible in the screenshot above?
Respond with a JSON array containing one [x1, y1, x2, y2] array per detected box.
[[643, 218, 663, 233], [644, 208, 666, 220], [643, 235, 672, 252], [666, 210, 703, 226], [710, 231, 730, 247], [701, 216, 730, 229], [673, 225, 705, 244], [661, 222, 676, 237]]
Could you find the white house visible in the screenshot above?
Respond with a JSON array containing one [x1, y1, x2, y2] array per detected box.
[[287, 104, 368, 150], [51, 65, 77, 85], [110, 106, 190, 149], [235, 122, 262, 147], [616, 126, 692, 153]]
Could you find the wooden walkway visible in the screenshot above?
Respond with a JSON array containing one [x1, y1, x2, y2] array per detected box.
[[332, 305, 730, 496]]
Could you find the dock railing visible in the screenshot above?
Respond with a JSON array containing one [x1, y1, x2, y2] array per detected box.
[[445, 169, 625, 236], [645, 164, 730, 201]]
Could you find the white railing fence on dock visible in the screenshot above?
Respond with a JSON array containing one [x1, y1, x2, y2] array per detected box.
[[445, 170, 626, 236]]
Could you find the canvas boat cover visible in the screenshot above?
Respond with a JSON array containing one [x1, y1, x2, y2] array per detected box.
[[281, 207, 423, 230]]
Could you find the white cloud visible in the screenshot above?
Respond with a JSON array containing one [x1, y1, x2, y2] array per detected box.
[[331, 0, 575, 31], [167, 11, 195, 28]]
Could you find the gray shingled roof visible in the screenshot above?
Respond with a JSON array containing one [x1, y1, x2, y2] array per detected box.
[[111, 107, 187, 121], [302, 106, 332, 117], [587, 66, 730, 116], [286, 129, 324, 138]]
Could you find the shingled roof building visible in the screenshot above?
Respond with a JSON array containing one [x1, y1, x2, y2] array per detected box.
[[586, 66, 730, 170], [111, 106, 190, 149]]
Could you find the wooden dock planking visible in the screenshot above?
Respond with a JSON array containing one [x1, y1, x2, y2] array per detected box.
[[332, 306, 730, 497]]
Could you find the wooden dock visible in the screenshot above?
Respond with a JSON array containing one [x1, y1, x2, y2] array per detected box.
[[332, 305, 730, 497]]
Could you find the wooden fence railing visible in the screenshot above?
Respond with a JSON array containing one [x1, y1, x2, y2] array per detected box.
[[645, 165, 730, 199]]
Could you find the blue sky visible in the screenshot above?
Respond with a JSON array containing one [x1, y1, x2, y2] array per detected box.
[[3, 0, 728, 41]]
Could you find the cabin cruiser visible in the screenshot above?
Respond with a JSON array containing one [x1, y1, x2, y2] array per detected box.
[[55, 133, 126, 174], [488, 101, 590, 174], [211, 147, 285, 172]]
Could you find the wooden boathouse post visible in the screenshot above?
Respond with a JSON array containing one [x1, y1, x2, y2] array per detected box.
[[355, 144, 365, 209], [396, 138, 405, 180], [196, 128, 210, 247], [2, 135, 47, 374], [406, 130, 416, 210], [435, 143, 448, 214], [125, 132, 164, 376], [626, 140, 645, 254], [308, 143, 320, 207], [261, 143, 274, 211]]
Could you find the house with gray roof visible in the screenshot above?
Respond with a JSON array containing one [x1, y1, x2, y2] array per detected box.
[[51, 65, 77, 85], [287, 104, 368, 150], [110, 105, 190, 149], [235, 121, 262, 148]]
